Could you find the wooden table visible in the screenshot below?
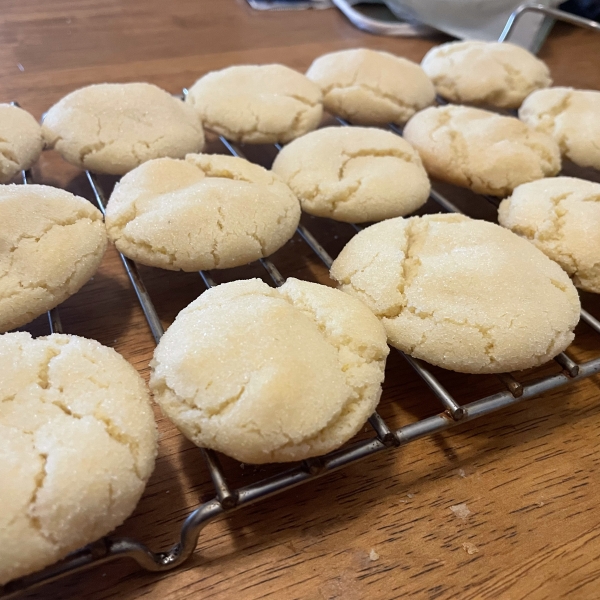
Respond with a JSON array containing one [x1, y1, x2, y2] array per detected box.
[[3, 1, 600, 598]]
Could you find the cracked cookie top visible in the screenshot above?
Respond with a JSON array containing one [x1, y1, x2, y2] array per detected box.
[[150, 278, 389, 464], [42, 83, 205, 176], [519, 87, 600, 170], [306, 48, 435, 126], [104, 154, 301, 271], [403, 105, 561, 197], [0, 332, 157, 585], [0, 104, 44, 184], [185, 64, 323, 144], [0, 184, 107, 333], [271, 126, 430, 223], [421, 41, 551, 109], [330, 214, 580, 374], [499, 177, 600, 294]]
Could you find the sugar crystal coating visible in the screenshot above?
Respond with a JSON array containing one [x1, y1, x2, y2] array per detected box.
[[272, 126, 430, 223], [330, 214, 580, 374], [0, 333, 157, 584], [306, 48, 435, 126], [105, 154, 300, 271], [186, 64, 323, 144], [43, 82, 204, 175], [0, 104, 44, 183], [403, 105, 561, 196], [0, 184, 107, 332], [499, 177, 600, 294], [150, 278, 389, 463], [421, 41, 551, 109], [519, 87, 600, 170]]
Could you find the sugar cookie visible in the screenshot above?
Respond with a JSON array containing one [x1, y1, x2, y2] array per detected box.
[[150, 278, 389, 464], [272, 126, 430, 223], [499, 177, 600, 294], [186, 64, 323, 144], [519, 87, 600, 170], [42, 83, 204, 175], [0, 104, 44, 183], [105, 154, 300, 271], [0, 185, 107, 333], [330, 214, 580, 374], [0, 332, 157, 585], [306, 48, 435, 125], [403, 105, 561, 196], [421, 41, 551, 109]]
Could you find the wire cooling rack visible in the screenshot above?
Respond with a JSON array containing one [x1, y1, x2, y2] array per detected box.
[[3, 3, 600, 597]]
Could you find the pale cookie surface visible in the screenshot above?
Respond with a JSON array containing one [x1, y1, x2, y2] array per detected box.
[[306, 48, 435, 126], [0, 185, 107, 333], [42, 83, 204, 175], [0, 104, 44, 183], [330, 214, 580, 374], [403, 105, 561, 196], [499, 177, 600, 294], [519, 87, 600, 170], [271, 126, 430, 223], [421, 41, 551, 109], [105, 154, 300, 271], [0, 332, 157, 585], [150, 278, 389, 464], [186, 64, 323, 144]]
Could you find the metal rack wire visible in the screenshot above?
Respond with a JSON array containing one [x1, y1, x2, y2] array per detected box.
[[3, 3, 600, 597]]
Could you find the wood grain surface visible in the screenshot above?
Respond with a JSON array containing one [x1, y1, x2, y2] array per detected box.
[[3, 1, 600, 599]]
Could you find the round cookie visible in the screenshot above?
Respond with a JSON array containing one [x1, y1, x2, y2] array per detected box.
[[0, 332, 157, 585], [271, 126, 430, 223], [499, 177, 600, 294], [330, 214, 580, 374], [42, 83, 205, 175], [0, 185, 107, 333], [185, 64, 323, 144], [150, 278, 389, 464], [105, 154, 300, 271], [306, 48, 435, 126], [519, 87, 600, 170], [0, 104, 44, 183], [421, 41, 551, 109], [403, 105, 561, 197]]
